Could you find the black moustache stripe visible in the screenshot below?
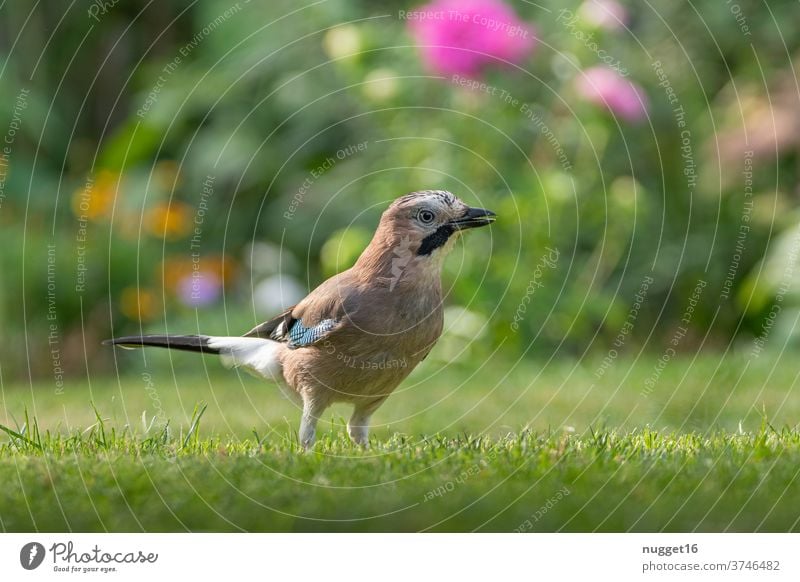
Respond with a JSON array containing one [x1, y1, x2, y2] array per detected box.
[[417, 224, 455, 256]]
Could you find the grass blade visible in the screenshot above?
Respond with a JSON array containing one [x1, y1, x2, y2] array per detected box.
[[182, 402, 208, 449]]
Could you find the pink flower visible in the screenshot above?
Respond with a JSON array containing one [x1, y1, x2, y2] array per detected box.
[[579, 0, 628, 31], [408, 0, 536, 76], [575, 66, 648, 122]]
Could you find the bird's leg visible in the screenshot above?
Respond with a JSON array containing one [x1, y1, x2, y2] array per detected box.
[[299, 397, 326, 450], [347, 413, 370, 446], [348, 399, 385, 446]]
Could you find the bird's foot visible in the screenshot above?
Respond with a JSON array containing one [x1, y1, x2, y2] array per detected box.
[[347, 425, 370, 447]]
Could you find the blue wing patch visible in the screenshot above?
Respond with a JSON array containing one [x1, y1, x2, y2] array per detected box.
[[286, 318, 336, 348]]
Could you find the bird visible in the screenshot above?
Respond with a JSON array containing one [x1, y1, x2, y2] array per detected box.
[[105, 190, 495, 448]]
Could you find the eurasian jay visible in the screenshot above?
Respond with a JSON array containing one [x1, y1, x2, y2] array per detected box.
[[106, 190, 496, 447]]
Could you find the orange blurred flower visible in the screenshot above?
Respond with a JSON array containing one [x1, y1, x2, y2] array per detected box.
[[146, 201, 192, 240], [71, 170, 118, 221], [158, 253, 238, 300], [120, 287, 159, 321]]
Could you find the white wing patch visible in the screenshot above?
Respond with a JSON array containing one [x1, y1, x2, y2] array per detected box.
[[206, 336, 283, 382]]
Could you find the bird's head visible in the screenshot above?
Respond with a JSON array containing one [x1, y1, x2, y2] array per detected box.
[[353, 190, 496, 286], [377, 190, 496, 257]]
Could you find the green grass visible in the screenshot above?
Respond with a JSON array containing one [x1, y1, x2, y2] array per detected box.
[[1, 352, 800, 532]]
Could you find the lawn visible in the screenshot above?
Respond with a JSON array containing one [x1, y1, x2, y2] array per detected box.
[[1, 352, 799, 532]]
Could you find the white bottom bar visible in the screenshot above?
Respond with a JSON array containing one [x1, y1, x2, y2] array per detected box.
[[1, 534, 796, 581]]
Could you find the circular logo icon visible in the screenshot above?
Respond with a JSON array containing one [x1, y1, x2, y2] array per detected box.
[[20, 542, 45, 570]]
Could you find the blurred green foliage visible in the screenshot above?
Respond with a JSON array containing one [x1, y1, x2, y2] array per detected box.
[[1, 0, 799, 380]]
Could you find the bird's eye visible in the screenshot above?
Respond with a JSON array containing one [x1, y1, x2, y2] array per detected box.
[[418, 210, 435, 224]]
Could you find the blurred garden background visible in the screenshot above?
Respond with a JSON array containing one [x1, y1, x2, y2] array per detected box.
[[1, 0, 799, 402], [6, 0, 800, 534]]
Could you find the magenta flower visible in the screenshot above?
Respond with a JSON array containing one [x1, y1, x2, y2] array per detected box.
[[408, 0, 536, 77], [575, 66, 648, 122]]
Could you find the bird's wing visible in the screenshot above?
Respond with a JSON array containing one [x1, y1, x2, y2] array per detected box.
[[243, 271, 356, 349], [243, 308, 295, 339]]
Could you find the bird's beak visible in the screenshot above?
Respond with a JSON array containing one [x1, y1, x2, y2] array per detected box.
[[449, 207, 497, 230]]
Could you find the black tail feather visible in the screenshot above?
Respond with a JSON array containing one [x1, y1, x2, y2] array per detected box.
[[103, 335, 221, 354]]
